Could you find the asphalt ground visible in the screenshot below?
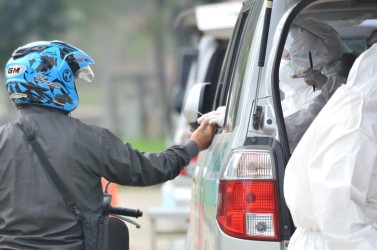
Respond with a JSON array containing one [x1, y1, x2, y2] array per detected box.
[[117, 184, 186, 250]]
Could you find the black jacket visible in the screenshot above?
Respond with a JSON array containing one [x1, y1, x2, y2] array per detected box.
[[0, 106, 198, 249]]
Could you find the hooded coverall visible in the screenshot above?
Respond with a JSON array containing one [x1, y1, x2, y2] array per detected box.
[[284, 43, 377, 249], [280, 17, 349, 151]]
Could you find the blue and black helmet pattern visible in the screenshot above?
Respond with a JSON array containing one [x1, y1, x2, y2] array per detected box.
[[5, 40, 95, 112]]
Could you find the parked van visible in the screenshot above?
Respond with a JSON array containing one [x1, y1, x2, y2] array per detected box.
[[183, 0, 377, 249]]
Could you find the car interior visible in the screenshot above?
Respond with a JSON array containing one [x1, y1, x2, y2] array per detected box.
[[279, 0, 377, 153]]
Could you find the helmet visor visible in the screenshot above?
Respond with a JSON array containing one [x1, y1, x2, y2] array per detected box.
[[75, 66, 94, 82]]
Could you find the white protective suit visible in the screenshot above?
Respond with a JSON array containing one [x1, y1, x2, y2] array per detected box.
[[284, 43, 377, 249], [280, 18, 348, 151]]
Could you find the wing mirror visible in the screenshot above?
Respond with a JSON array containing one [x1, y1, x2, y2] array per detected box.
[[183, 82, 211, 131]]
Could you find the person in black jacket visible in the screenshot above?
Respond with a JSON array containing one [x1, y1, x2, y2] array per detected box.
[[0, 40, 216, 249]]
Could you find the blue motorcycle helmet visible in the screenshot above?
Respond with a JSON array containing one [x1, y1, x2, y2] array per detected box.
[[5, 40, 95, 112]]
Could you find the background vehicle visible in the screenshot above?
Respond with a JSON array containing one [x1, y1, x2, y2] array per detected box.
[[154, 2, 241, 249], [162, 0, 242, 214], [171, 0, 242, 147], [183, 0, 377, 249]]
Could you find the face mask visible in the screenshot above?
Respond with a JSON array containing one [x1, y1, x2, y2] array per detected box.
[[279, 59, 293, 83], [279, 59, 307, 91]]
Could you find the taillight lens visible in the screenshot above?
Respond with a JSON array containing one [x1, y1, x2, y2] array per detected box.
[[217, 149, 280, 241]]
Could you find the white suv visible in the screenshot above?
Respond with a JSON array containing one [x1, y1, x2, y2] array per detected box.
[[183, 0, 377, 249]]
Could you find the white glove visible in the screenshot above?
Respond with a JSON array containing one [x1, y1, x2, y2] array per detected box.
[[197, 106, 226, 127]]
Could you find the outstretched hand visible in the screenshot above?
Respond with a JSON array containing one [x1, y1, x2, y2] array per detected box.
[[190, 118, 217, 151]]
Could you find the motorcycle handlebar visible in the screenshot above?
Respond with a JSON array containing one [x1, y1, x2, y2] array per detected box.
[[108, 205, 143, 218]]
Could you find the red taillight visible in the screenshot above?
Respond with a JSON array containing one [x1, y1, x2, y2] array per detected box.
[[216, 148, 280, 241]]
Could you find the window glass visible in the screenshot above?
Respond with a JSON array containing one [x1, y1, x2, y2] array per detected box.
[[223, 0, 263, 132]]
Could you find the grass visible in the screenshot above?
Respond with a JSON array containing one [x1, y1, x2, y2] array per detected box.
[[123, 137, 166, 152]]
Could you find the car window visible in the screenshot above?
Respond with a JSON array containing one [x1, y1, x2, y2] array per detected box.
[[222, 0, 263, 132], [201, 40, 229, 114]]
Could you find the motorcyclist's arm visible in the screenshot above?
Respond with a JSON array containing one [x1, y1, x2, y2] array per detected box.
[[98, 119, 215, 186]]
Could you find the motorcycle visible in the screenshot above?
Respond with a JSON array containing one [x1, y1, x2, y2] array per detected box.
[[95, 181, 143, 250]]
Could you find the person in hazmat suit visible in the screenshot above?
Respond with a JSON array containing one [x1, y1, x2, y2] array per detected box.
[[198, 18, 351, 153], [279, 17, 349, 152], [284, 43, 377, 250]]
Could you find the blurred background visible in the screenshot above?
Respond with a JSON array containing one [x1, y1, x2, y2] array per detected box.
[[0, 0, 229, 147]]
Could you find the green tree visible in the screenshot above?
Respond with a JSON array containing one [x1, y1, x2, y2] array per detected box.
[[0, 0, 67, 68]]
